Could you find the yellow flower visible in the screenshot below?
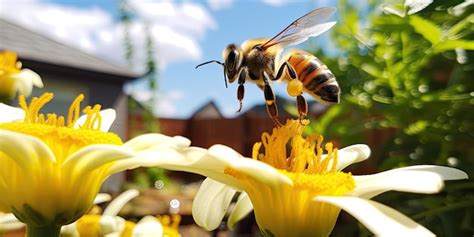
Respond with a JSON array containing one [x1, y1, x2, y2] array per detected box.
[[61, 189, 143, 237], [60, 190, 183, 237], [0, 93, 190, 237], [151, 119, 467, 236], [0, 51, 43, 98], [159, 215, 181, 237], [0, 194, 110, 235]]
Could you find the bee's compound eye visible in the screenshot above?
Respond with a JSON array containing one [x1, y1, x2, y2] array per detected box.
[[287, 80, 303, 97], [227, 50, 237, 69]]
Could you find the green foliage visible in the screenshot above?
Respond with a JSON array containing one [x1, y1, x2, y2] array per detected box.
[[129, 167, 170, 189], [309, 0, 474, 235]]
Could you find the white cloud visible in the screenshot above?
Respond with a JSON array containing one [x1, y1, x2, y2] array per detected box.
[[154, 90, 185, 117], [207, 0, 234, 10], [0, 0, 217, 71], [124, 79, 184, 117], [129, 0, 216, 39], [261, 0, 292, 7]]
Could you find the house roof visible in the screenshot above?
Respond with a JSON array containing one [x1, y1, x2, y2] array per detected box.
[[190, 100, 223, 119], [0, 18, 140, 79]]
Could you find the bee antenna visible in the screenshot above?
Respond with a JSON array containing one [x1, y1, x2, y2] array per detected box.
[[195, 60, 228, 88], [195, 60, 224, 69], [223, 67, 228, 88]]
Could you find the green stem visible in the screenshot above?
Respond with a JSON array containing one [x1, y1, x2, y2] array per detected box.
[[26, 224, 61, 237]]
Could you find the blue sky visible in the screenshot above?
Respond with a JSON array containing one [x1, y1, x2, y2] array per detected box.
[[0, 0, 339, 118]]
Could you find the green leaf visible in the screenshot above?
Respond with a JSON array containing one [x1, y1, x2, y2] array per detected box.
[[409, 15, 442, 44], [404, 120, 428, 135], [372, 94, 393, 104], [447, 15, 474, 39], [310, 105, 343, 134], [361, 63, 386, 78], [434, 40, 474, 53]]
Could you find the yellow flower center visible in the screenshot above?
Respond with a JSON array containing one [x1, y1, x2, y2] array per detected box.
[[160, 214, 182, 237], [0, 51, 21, 75], [253, 119, 355, 194], [0, 93, 122, 162], [226, 119, 356, 236], [0, 51, 22, 97]]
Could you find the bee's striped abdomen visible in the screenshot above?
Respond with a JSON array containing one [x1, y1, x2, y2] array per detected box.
[[287, 49, 340, 103]]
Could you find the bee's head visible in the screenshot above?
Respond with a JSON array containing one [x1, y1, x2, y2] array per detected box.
[[195, 43, 243, 88], [223, 43, 243, 83]]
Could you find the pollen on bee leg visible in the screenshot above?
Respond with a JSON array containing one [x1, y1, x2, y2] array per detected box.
[[287, 79, 303, 97]]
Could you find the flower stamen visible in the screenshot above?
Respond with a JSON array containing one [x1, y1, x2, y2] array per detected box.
[[16, 93, 104, 130], [0, 93, 122, 161], [67, 94, 84, 127], [252, 119, 339, 175]]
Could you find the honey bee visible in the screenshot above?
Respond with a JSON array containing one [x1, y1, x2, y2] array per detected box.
[[196, 7, 340, 125]]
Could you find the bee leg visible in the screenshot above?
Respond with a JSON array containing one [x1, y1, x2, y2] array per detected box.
[[262, 71, 282, 126], [274, 61, 297, 80], [236, 67, 248, 113], [297, 95, 308, 123]]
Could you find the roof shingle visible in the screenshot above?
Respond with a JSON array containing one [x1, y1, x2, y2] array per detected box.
[[0, 18, 140, 78]]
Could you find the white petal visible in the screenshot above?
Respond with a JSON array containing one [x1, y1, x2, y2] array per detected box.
[[60, 222, 79, 236], [381, 4, 406, 17], [405, 0, 433, 15], [104, 233, 121, 237], [193, 178, 237, 231], [208, 145, 292, 187], [390, 165, 468, 180], [94, 193, 112, 204], [133, 216, 163, 236], [11, 69, 42, 97], [326, 144, 371, 171], [315, 196, 435, 236], [0, 130, 56, 169], [62, 144, 134, 176], [103, 189, 139, 216], [124, 133, 190, 151], [105, 147, 189, 176], [96, 109, 115, 132], [352, 165, 468, 199], [74, 109, 116, 132], [227, 192, 253, 230], [0, 213, 24, 231], [100, 216, 125, 235], [0, 103, 24, 123], [110, 146, 243, 190], [113, 143, 290, 193]]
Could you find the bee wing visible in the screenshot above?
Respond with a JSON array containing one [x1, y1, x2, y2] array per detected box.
[[262, 7, 337, 50]]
